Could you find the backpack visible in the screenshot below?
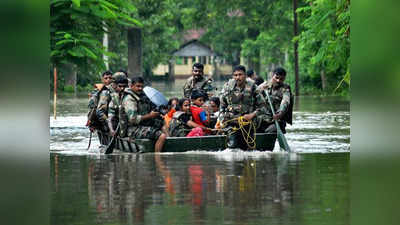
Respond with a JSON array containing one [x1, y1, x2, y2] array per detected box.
[[86, 85, 107, 130]]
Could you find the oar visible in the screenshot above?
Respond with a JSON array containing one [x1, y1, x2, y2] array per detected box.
[[264, 90, 291, 152], [104, 124, 120, 154]]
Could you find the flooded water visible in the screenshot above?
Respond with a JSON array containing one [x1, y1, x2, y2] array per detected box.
[[50, 80, 350, 225]]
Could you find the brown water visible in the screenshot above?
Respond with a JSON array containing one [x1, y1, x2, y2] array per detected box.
[[50, 80, 350, 225]]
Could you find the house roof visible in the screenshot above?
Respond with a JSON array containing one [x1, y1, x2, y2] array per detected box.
[[173, 39, 214, 57]]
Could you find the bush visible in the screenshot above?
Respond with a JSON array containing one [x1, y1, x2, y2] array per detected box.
[[64, 85, 75, 93]]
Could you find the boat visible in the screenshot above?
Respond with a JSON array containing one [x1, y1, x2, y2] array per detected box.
[[97, 132, 278, 153]]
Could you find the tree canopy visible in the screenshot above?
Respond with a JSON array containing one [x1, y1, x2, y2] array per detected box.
[[50, 0, 350, 96]]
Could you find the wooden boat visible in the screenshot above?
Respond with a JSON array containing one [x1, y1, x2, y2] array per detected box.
[[98, 132, 278, 153]]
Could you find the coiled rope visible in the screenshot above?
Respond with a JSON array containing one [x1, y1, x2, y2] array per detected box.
[[221, 116, 257, 150]]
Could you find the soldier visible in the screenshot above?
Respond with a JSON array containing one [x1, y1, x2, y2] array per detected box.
[[95, 70, 114, 131], [247, 69, 264, 86], [256, 67, 293, 134], [119, 77, 167, 152], [107, 75, 128, 136], [219, 65, 264, 149], [183, 63, 213, 99]]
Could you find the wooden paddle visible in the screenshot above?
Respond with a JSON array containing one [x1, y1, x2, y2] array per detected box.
[[104, 124, 120, 154], [264, 90, 292, 152]]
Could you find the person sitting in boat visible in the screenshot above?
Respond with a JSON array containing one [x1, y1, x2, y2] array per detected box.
[[256, 67, 293, 134], [207, 97, 220, 129], [119, 76, 167, 152], [169, 98, 211, 137], [164, 97, 179, 128], [190, 89, 210, 128], [219, 65, 264, 149], [107, 75, 128, 137], [183, 63, 214, 100]]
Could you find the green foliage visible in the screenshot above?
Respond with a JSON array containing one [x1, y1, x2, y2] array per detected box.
[[133, 0, 181, 75], [107, 0, 182, 77], [50, 0, 141, 86], [297, 0, 350, 93], [50, 0, 350, 96], [177, 0, 349, 95], [63, 85, 75, 93]]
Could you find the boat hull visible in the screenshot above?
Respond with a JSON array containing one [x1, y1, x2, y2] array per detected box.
[[98, 132, 277, 153]]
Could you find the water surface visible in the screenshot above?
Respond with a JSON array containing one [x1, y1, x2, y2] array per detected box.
[[50, 80, 350, 225]]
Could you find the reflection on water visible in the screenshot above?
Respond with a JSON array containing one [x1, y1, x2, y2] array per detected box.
[[51, 153, 349, 225]]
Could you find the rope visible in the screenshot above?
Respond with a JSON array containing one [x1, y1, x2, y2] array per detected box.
[[221, 116, 257, 150]]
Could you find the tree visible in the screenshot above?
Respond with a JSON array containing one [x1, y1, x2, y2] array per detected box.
[[50, 0, 141, 89], [297, 0, 350, 94]]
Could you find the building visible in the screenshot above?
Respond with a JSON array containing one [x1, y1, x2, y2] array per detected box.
[[152, 39, 232, 79]]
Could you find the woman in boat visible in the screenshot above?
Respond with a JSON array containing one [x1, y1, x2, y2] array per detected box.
[[207, 97, 220, 129], [169, 98, 210, 137]]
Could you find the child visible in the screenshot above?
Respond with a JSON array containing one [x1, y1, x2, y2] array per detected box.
[[164, 97, 179, 128], [190, 89, 209, 127], [169, 98, 209, 137]]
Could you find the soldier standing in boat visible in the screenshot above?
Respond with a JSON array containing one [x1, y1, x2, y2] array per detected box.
[[95, 70, 114, 132], [183, 62, 214, 99], [219, 65, 264, 149], [256, 67, 293, 134], [119, 77, 167, 152], [107, 75, 128, 137]]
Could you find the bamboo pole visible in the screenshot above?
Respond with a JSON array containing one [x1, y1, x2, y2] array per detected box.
[[53, 67, 57, 120]]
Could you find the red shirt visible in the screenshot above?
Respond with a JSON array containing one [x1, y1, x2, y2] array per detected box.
[[190, 105, 208, 126]]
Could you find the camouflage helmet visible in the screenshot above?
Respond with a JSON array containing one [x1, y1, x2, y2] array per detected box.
[[112, 72, 127, 82]]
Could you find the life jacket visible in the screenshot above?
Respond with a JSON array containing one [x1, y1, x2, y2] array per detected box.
[[164, 108, 176, 128]]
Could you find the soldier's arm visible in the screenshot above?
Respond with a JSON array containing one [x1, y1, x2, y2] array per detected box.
[[218, 86, 229, 122], [203, 80, 214, 97], [107, 100, 117, 134], [277, 87, 291, 115], [183, 81, 191, 98], [96, 91, 110, 122], [124, 98, 142, 125]]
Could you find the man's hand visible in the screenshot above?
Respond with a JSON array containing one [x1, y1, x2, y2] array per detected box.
[[149, 111, 160, 118], [273, 112, 283, 120], [202, 127, 212, 132], [243, 112, 256, 121]]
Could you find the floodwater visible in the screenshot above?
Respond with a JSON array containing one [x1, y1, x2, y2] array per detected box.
[[50, 80, 350, 225]]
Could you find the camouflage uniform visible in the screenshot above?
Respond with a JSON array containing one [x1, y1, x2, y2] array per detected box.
[[119, 89, 163, 140], [219, 78, 264, 123], [256, 81, 293, 133], [168, 111, 192, 137], [219, 78, 264, 149], [107, 90, 122, 130], [183, 75, 214, 99], [96, 85, 114, 125]]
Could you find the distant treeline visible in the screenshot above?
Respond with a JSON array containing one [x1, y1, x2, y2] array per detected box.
[[50, 0, 349, 96]]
